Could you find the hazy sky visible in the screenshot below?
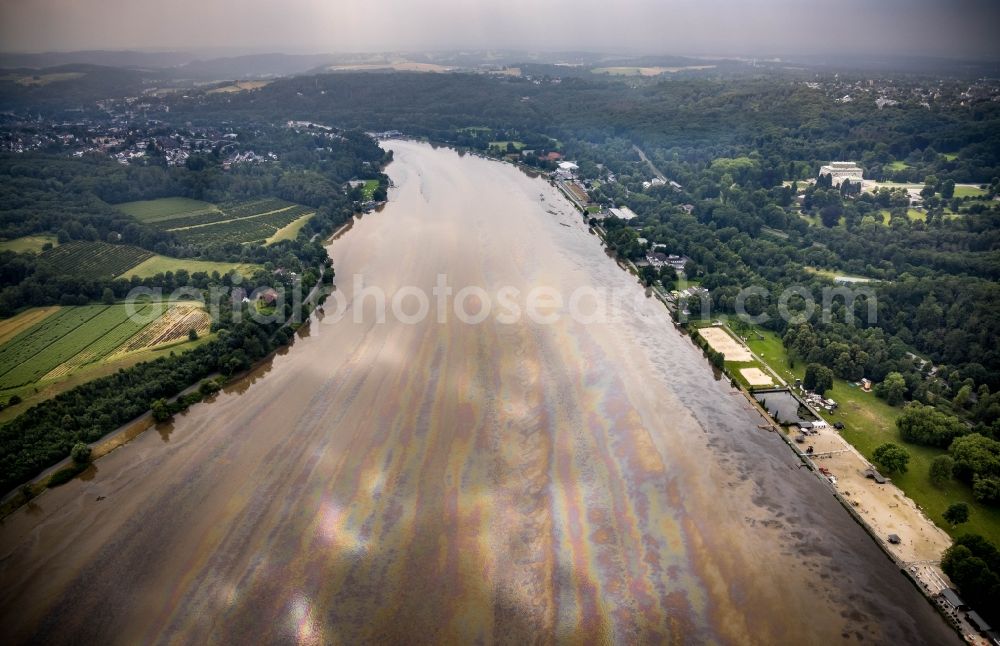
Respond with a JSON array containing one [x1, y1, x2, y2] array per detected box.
[[1, 0, 998, 59]]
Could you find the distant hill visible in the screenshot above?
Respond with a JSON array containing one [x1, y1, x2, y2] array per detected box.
[[0, 50, 196, 70], [172, 53, 343, 80], [0, 51, 357, 82], [0, 64, 159, 110]]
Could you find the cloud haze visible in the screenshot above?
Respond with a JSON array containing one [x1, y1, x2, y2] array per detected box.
[[1, 0, 998, 59]]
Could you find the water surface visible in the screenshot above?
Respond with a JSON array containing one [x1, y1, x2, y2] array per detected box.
[[0, 141, 955, 644]]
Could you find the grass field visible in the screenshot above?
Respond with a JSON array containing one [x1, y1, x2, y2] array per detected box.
[[798, 212, 822, 226], [115, 197, 220, 223], [876, 208, 929, 223], [745, 327, 1000, 541], [119, 255, 259, 279], [885, 161, 910, 170], [39, 241, 153, 278], [0, 303, 213, 397], [207, 80, 271, 94], [592, 65, 716, 76], [954, 185, 986, 198], [361, 180, 380, 201], [0, 235, 58, 254], [804, 266, 876, 283], [488, 141, 525, 152], [266, 212, 315, 244], [327, 62, 452, 73]]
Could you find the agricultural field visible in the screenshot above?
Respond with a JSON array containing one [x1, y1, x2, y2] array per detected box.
[[115, 197, 219, 223], [119, 197, 316, 246], [0, 235, 58, 254], [207, 80, 271, 94], [38, 241, 153, 278], [0, 305, 142, 390], [110, 303, 211, 358], [591, 65, 716, 76], [326, 61, 453, 73], [119, 255, 259, 279], [0, 303, 212, 395], [167, 201, 315, 246], [0, 306, 60, 346]]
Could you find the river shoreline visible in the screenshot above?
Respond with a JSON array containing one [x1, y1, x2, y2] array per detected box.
[[0, 264, 330, 519], [0, 140, 959, 644], [445, 138, 966, 641]]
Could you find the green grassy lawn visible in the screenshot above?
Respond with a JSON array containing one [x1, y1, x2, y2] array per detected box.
[[266, 212, 315, 244], [943, 153, 959, 161], [878, 208, 927, 223], [798, 212, 820, 226], [782, 180, 811, 192], [954, 185, 986, 198], [745, 327, 1000, 541], [488, 141, 525, 152], [870, 181, 920, 189], [760, 226, 790, 240], [361, 179, 379, 200], [0, 235, 58, 254], [118, 255, 259, 279], [886, 161, 910, 170], [804, 266, 875, 282], [115, 197, 219, 223]]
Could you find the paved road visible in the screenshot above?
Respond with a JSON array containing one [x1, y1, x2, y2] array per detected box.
[[633, 145, 681, 191]]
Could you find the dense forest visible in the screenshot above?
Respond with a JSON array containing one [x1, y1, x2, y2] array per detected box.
[[170, 71, 1000, 183]]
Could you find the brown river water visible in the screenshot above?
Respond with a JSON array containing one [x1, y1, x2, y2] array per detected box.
[[0, 141, 956, 644]]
